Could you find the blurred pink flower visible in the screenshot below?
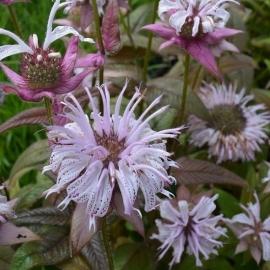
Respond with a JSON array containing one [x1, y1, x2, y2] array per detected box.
[[43, 81, 184, 232], [0, 0, 95, 102], [187, 83, 270, 163], [64, 0, 130, 31], [143, 0, 241, 81], [0, 0, 29, 4], [225, 193, 270, 264], [152, 194, 226, 268]]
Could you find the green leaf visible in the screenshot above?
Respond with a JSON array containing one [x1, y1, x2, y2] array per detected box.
[[115, 243, 155, 270], [252, 88, 270, 111], [0, 246, 14, 270], [11, 226, 70, 270], [56, 255, 92, 270], [203, 256, 234, 270], [214, 188, 241, 218], [13, 181, 52, 213], [171, 157, 249, 188], [146, 77, 211, 124], [8, 140, 51, 198]]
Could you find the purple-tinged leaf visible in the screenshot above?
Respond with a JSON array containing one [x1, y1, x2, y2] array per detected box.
[[0, 107, 47, 134], [171, 157, 248, 188], [13, 207, 71, 228], [10, 225, 70, 270], [102, 0, 121, 55], [0, 222, 41, 246], [70, 202, 103, 257], [80, 230, 110, 270]]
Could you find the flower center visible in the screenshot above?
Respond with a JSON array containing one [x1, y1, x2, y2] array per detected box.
[[208, 104, 246, 135], [179, 16, 203, 39], [95, 132, 125, 168], [20, 48, 62, 90]]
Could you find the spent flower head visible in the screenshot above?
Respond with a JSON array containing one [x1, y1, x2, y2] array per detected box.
[[0, 0, 29, 4], [151, 193, 226, 268], [43, 81, 184, 231], [225, 193, 270, 264], [143, 0, 242, 81], [187, 83, 270, 163], [0, 0, 95, 102]]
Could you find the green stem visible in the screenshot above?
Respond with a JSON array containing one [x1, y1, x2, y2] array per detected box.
[[170, 52, 190, 154], [142, 0, 159, 82], [7, 5, 23, 38], [92, 0, 104, 113], [101, 218, 114, 270], [177, 52, 190, 126], [44, 97, 54, 125]]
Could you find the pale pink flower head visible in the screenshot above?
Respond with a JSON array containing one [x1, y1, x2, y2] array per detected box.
[[225, 193, 270, 264], [0, 0, 29, 4], [64, 0, 130, 31], [187, 83, 270, 163], [142, 0, 242, 81], [43, 81, 184, 232], [151, 193, 226, 268], [0, 0, 95, 102]]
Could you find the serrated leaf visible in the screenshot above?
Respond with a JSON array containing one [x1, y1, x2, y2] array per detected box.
[[13, 207, 71, 228], [0, 246, 14, 270], [0, 222, 41, 246], [11, 225, 70, 270], [9, 140, 51, 197], [114, 243, 155, 270], [13, 181, 52, 213], [171, 157, 248, 188], [252, 88, 270, 110], [70, 202, 102, 257], [0, 107, 47, 134], [80, 230, 109, 270], [102, 0, 121, 55]]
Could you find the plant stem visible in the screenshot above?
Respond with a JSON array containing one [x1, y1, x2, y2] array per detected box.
[[101, 218, 114, 270], [44, 97, 54, 125], [142, 0, 159, 83], [170, 52, 190, 153], [92, 0, 104, 112], [7, 5, 23, 38], [177, 52, 190, 126]]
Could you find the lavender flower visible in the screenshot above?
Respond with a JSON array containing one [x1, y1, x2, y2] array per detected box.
[[143, 0, 242, 81], [0, 0, 95, 102], [152, 194, 226, 268], [225, 193, 270, 264], [43, 81, 184, 231], [187, 83, 270, 163]]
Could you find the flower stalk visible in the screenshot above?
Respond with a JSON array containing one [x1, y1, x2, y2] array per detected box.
[[44, 96, 54, 125], [7, 5, 22, 38]]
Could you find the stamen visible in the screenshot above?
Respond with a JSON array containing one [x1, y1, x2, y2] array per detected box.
[[48, 52, 61, 58], [37, 54, 42, 61], [33, 34, 39, 48]]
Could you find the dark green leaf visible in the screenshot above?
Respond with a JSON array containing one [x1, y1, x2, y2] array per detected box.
[[0, 246, 14, 270]]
